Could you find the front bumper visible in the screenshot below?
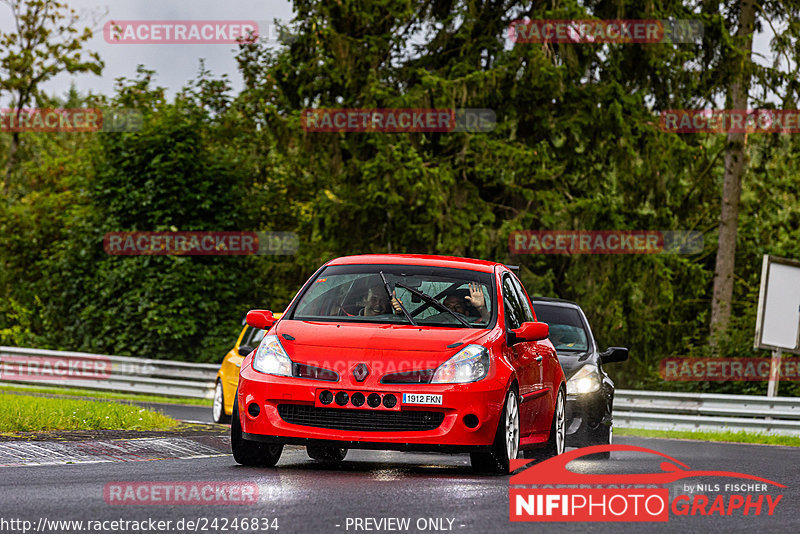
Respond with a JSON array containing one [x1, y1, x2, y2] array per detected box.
[[237, 363, 509, 451], [564, 391, 612, 447]]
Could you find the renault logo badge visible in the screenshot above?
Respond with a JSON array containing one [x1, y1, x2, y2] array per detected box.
[[353, 363, 369, 382]]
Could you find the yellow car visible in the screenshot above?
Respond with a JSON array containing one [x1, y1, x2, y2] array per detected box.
[[212, 314, 281, 423]]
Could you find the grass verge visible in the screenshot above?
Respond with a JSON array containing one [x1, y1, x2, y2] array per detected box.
[[615, 427, 800, 447], [0, 383, 212, 406], [0, 393, 179, 432]]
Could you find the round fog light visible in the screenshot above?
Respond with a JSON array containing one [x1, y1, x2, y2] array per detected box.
[[335, 391, 349, 406], [247, 402, 261, 417], [367, 393, 381, 408], [383, 394, 397, 408], [319, 390, 333, 405], [463, 414, 479, 428], [351, 392, 365, 407]]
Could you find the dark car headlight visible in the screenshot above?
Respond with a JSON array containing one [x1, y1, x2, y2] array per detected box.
[[567, 364, 601, 395]]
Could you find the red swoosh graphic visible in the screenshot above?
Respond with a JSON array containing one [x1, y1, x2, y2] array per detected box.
[[510, 444, 785, 488]]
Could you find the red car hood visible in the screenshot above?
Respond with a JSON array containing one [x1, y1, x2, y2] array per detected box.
[[275, 320, 490, 373]]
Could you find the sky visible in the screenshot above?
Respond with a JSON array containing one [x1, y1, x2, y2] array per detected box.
[[0, 1, 786, 106], [1, 0, 295, 104]]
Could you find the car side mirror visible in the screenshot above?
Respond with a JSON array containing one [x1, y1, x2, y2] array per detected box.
[[512, 321, 549, 343], [600, 347, 629, 364], [238, 345, 254, 357], [246, 309, 276, 330]]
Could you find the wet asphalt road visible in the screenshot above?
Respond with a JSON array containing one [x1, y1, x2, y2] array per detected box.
[[0, 434, 797, 534]]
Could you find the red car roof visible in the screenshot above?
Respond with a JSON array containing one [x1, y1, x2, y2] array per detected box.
[[326, 254, 499, 273]]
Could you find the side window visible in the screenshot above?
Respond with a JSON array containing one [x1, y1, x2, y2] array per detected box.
[[240, 327, 264, 350], [502, 276, 524, 330], [239, 326, 253, 347], [250, 329, 266, 347], [510, 276, 535, 323]]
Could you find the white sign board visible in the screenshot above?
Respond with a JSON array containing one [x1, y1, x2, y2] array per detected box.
[[754, 255, 800, 354]]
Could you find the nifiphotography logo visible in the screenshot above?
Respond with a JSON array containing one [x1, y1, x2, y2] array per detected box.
[[509, 445, 784, 522]]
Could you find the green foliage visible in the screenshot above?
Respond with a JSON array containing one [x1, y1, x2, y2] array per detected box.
[[0, 384, 212, 406], [0, 0, 798, 398], [615, 427, 800, 447], [0, 0, 103, 108], [38, 81, 263, 361], [0, 393, 177, 432], [1, 0, 104, 194]]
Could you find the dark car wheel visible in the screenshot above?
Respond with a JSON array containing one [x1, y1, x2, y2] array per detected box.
[[231, 396, 283, 467], [470, 387, 519, 474], [307, 445, 348, 463], [523, 388, 565, 461], [212, 380, 231, 424]]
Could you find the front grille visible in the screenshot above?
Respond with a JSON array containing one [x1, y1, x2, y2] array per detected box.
[[277, 404, 444, 432]]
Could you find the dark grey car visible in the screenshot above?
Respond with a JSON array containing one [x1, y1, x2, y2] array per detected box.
[[531, 298, 628, 458]]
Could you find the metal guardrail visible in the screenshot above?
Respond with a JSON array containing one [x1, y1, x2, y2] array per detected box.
[[0, 346, 218, 399], [614, 389, 800, 436], [2, 346, 799, 435]]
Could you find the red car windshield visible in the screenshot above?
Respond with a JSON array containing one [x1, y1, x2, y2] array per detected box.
[[291, 264, 495, 328]]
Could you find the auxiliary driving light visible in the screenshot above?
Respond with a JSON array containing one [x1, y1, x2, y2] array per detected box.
[[351, 392, 365, 407], [382, 394, 397, 408], [367, 393, 381, 407], [335, 391, 350, 406], [319, 390, 334, 405], [247, 403, 261, 417]]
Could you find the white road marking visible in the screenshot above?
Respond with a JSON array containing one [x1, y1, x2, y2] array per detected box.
[[0, 437, 228, 468]]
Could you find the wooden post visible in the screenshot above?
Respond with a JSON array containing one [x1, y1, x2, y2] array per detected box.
[[767, 348, 782, 397]]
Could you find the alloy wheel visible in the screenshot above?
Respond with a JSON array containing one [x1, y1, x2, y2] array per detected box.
[[505, 391, 519, 460], [555, 391, 565, 455], [212, 381, 224, 422]]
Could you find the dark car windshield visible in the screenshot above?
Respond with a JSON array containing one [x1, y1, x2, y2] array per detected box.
[[291, 264, 495, 328], [532, 303, 589, 352]]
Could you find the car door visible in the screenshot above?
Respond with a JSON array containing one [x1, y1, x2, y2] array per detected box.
[[510, 276, 544, 389], [501, 274, 539, 436], [509, 277, 552, 418]]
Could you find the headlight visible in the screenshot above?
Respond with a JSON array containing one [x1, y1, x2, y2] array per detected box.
[[251, 335, 292, 377], [431, 344, 490, 384], [567, 364, 600, 394]]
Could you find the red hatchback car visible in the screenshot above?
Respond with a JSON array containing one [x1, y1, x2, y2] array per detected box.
[[232, 254, 566, 473]]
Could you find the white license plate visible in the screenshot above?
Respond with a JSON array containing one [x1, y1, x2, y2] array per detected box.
[[402, 393, 443, 405]]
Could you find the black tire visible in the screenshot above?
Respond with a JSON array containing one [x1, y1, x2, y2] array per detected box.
[[523, 388, 566, 461], [231, 396, 283, 467], [585, 424, 612, 459], [212, 380, 231, 424], [307, 445, 348, 463], [470, 387, 519, 474]]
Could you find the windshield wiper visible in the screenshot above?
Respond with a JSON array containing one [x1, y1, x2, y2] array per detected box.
[[394, 282, 474, 328], [378, 271, 417, 326]]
